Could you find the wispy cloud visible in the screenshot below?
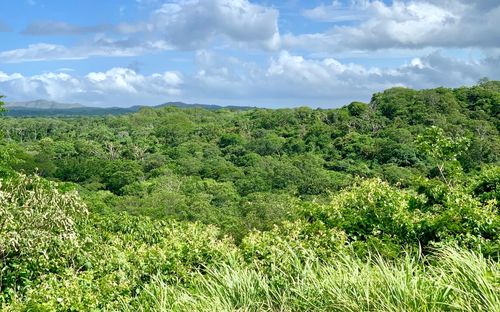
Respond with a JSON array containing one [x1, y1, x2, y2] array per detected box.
[[23, 21, 111, 36], [0, 38, 172, 63], [302, 0, 369, 22]]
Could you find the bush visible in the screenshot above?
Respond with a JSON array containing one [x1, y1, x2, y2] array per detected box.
[[0, 174, 88, 301]]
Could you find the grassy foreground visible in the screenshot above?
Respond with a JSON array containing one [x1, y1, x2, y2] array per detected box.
[[124, 247, 500, 312]]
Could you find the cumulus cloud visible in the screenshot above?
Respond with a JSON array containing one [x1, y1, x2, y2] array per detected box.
[[148, 0, 280, 50], [0, 68, 183, 106], [196, 50, 500, 106], [2, 0, 498, 107], [5, 0, 500, 65], [394, 52, 500, 87], [0, 71, 82, 100], [2, 50, 498, 107], [265, 51, 381, 94], [85, 67, 182, 95], [291, 0, 500, 51], [4, 0, 280, 63]]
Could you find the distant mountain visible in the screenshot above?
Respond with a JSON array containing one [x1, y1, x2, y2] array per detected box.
[[156, 101, 255, 111], [6, 100, 86, 110], [3, 100, 254, 117]]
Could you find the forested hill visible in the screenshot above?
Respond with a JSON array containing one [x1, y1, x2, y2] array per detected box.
[[0, 82, 499, 310], [2, 81, 498, 176]]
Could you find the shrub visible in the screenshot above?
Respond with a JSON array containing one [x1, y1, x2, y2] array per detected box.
[[0, 174, 88, 301]]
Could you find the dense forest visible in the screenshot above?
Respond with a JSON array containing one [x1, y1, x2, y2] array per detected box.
[[0, 81, 499, 311]]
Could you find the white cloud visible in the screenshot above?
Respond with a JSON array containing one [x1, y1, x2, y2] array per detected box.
[[290, 0, 500, 51], [176, 50, 500, 106], [6, 0, 280, 63], [0, 51, 498, 107], [0, 38, 172, 63], [0, 68, 183, 106], [303, 0, 370, 22], [55, 68, 75, 72], [22, 20, 154, 37], [150, 0, 280, 50], [0, 44, 83, 62], [23, 21, 110, 35], [257, 51, 395, 101], [4, 0, 499, 66], [0, 71, 81, 100], [86, 67, 182, 95]]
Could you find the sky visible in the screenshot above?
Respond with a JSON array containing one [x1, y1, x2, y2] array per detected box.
[[0, 0, 499, 108]]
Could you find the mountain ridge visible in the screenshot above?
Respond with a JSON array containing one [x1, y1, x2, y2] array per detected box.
[[4, 100, 254, 117], [6, 99, 86, 109]]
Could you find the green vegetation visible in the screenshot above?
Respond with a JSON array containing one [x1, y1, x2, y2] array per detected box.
[[128, 247, 500, 312], [0, 82, 499, 310]]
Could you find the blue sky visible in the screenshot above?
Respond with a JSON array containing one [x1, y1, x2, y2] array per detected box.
[[0, 0, 499, 108]]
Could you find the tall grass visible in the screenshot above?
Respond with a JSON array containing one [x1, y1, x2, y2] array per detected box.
[[127, 247, 500, 312]]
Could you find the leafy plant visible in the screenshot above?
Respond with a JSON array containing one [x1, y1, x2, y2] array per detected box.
[[0, 174, 88, 301]]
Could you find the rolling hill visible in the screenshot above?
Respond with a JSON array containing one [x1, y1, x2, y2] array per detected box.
[[4, 100, 253, 117], [6, 99, 86, 110]]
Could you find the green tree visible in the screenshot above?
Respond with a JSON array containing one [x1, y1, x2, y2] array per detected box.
[[416, 126, 470, 186], [102, 160, 144, 194], [0, 174, 88, 294], [0, 95, 12, 176], [0, 95, 5, 114]]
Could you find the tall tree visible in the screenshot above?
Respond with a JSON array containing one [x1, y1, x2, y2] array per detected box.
[[0, 95, 5, 113]]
